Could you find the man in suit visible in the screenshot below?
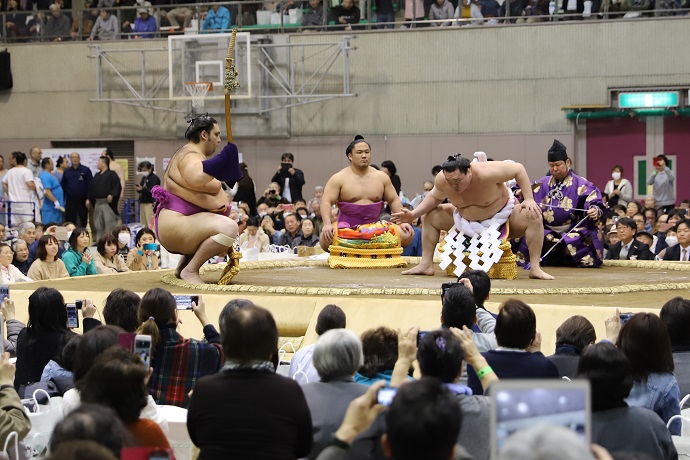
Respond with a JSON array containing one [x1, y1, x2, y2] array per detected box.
[[605, 217, 654, 261], [663, 220, 690, 262], [271, 153, 305, 203]]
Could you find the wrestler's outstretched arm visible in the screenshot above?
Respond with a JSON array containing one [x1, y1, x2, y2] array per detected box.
[[391, 174, 444, 224]]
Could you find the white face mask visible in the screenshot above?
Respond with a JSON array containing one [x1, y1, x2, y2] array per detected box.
[[611, 172, 621, 181], [666, 236, 678, 247], [118, 233, 130, 246], [258, 211, 267, 218], [142, 171, 150, 177]]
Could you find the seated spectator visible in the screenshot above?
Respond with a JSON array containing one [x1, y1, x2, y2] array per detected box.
[[46, 440, 119, 460], [458, 269, 494, 327], [289, 304, 347, 384], [577, 342, 677, 459], [89, 9, 119, 41], [17, 222, 36, 246], [301, 329, 367, 459], [62, 227, 97, 277], [27, 235, 70, 281], [0, 243, 32, 283], [261, 214, 282, 245], [401, 204, 422, 257], [354, 327, 399, 386], [293, 217, 320, 247], [11, 238, 33, 276], [44, 3, 71, 41], [441, 283, 497, 352], [127, 228, 159, 271], [84, 288, 141, 333], [238, 216, 270, 252], [454, 0, 484, 24], [383, 328, 495, 460], [1, 299, 26, 357], [302, 0, 327, 31], [70, 2, 100, 41], [29, 223, 65, 260], [467, 299, 559, 395], [663, 219, 690, 261], [257, 182, 289, 209], [324, 378, 462, 460], [202, 4, 231, 33], [50, 404, 135, 458], [547, 315, 596, 378], [498, 0, 524, 22], [660, 296, 690, 399], [279, 212, 303, 248], [138, 288, 223, 407], [626, 200, 642, 217], [15, 287, 76, 394], [498, 424, 598, 460], [604, 217, 654, 260], [187, 304, 313, 458], [330, 0, 360, 30], [95, 233, 129, 274], [5, 0, 30, 43], [160, 0, 193, 30], [616, 312, 681, 434], [79, 347, 170, 449], [40, 334, 80, 387], [113, 224, 132, 262], [0, 351, 31, 447], [131, 8, 157, 38]]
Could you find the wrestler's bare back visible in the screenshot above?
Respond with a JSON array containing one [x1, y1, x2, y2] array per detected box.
[[327, 166, 388, 204], [436, 162, 512, 221], [164, 144, 227, 211]]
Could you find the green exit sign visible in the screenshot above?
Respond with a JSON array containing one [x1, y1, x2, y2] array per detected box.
[[618, 92, 679, 108]]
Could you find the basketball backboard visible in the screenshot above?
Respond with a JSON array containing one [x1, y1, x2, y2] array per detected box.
[[168, 32, 252, 102]]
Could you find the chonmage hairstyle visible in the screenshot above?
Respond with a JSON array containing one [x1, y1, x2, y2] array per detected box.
[[185, 114, 218, 143], [345, 135, 370, 158], [313, 329, 363, 381]]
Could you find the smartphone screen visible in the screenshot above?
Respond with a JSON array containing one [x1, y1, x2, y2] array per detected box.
[[174, 295, 199, 310], [66, 304, 79, 329], [134, 335, 152, 369], [417, 330, 429, 346], [0, 285, 8, 304], [377, 387, 397, 406], [619, 313, 634, 325]]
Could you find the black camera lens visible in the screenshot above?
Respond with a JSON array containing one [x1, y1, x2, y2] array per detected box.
[[269, 190, 276, 194]]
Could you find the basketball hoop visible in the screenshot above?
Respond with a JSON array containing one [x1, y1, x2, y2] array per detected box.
[[184, 81, 213, 108]]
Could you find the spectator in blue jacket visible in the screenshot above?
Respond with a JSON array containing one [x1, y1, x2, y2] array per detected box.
[[202, 5, 231, 33], [132, 8, 157, 38]]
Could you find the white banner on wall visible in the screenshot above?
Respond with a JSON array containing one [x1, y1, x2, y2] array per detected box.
[[42, 148, 104, 176]]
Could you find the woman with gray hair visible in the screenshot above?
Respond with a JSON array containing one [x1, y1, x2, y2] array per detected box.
[[301, 328, 367, 459]]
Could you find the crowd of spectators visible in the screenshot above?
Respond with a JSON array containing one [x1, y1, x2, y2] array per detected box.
[[0, 264, 684, 458], [2, 0, 687, 43]]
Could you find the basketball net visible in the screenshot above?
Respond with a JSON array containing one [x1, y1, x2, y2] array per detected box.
[[184, 81, 213, 108]]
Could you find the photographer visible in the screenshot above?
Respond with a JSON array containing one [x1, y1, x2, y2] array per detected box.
[[257, 182, 289, 209], [271, 153, 305, 203]]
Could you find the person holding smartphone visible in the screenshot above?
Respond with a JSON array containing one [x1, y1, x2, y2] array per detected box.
[[127, 228, 159, 272], [61, 227, 97, 277], [271, 153, 305, 204]]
